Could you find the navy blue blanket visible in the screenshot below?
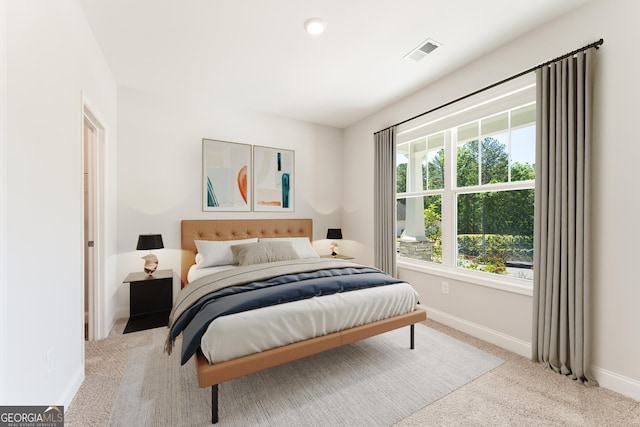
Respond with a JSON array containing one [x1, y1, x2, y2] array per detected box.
[[171, 266, 403, 365]]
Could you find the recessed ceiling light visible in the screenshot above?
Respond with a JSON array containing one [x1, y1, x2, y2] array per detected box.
[[304, 18, 326, 35]]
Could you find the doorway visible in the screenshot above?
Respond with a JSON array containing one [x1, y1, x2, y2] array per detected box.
[[83, 118, 94, 340], [83, 102, 105, 342]]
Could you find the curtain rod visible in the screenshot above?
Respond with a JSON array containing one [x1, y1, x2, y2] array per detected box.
[[375, 38, 604, 135]]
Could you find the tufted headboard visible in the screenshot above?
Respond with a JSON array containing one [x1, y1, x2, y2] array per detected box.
[[180, 218, 313, 286]]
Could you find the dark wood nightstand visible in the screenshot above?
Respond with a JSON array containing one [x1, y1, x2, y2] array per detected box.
[[320, 254, 355, 260], [123, 269, 173, 333]]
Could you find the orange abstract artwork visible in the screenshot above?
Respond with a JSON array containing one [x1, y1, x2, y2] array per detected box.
[[237, 165, 248, 204], [258, 201, 281, 206]]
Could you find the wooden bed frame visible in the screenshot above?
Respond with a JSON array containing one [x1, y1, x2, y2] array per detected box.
[[180, 219, 427, 424]]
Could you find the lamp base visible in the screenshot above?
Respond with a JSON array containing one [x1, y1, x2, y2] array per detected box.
[[142, 253, 159, 275]]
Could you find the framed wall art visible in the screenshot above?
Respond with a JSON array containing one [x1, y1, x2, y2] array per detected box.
[[253, 145, 294, 212], [202, 139, 251, 211]]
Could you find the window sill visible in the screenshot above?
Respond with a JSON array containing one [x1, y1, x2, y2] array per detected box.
[[397, 258, 533, 297]]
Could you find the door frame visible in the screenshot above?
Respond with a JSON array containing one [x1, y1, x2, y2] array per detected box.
[[82, 93, 107, 342]]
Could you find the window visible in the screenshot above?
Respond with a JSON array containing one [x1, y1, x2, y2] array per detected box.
[[396, 76, 536, 281]]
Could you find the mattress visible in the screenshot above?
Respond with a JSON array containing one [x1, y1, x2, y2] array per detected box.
[[199, 282, 419, 364]]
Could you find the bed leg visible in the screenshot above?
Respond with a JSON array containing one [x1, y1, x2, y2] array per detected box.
[[211, 384, 219, 424], [410, 324, 415, 349]]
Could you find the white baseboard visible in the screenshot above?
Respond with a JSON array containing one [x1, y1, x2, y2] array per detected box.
[[103, 307, 127, 338], [422, 305, 640, 402], [420, 304, 532, 358], [60, 365, 84, 411], [116, 305, 128, 321], [592, 366, 640, 401]]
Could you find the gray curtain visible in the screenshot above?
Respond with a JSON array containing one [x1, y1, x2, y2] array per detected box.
[[532, 47, 597, 384], [374, 127, 397, 276]]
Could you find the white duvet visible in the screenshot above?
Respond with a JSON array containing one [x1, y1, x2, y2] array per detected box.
[[199, 282, 419, 364]]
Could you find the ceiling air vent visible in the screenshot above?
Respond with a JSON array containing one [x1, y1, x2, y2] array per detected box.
[[404, 38, 440, 61]]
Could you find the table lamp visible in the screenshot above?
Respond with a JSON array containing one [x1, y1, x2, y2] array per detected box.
[[326, 228, 343, 257], [136, 234, 164, 275]]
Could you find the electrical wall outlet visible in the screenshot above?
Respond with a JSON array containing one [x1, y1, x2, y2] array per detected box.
[[441, 281, 450, 295]]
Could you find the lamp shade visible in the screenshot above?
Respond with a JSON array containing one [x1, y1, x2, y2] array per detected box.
[[326, 228, 343, 240], [136, 234, 164, 251]]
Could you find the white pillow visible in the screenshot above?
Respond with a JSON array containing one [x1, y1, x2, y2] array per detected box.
[[258, 237, 319, 259], [194, 238, 259, 268]]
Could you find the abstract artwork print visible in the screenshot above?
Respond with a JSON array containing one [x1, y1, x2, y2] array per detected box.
[[253, 146, 294, 212], [202, 139, 251, 211]]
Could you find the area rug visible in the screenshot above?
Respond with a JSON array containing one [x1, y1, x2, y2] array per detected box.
[[108, 323, 503, 426]]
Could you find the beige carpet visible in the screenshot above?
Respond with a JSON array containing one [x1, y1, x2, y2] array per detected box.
[[397, 322, 640, 427], [65, 319, 640, 426]]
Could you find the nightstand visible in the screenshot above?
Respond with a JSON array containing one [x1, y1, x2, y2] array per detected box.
[[123, 269, 173, 333], [320, 254, 355, 260]]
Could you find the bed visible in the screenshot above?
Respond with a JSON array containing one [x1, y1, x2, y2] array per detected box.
[[168, 218, 426, 424]]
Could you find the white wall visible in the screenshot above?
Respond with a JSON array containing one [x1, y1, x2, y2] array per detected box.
[[0, 0, 8, 405], [115, 87, 344, 316], [343, 0, 640, 400], [5, 0, 117, 406]]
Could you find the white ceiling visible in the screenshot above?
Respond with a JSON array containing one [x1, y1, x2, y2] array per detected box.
[[78, 0, 591, 129]]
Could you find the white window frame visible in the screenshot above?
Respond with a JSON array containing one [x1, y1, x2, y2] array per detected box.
[[395, 75, 536, 295]]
